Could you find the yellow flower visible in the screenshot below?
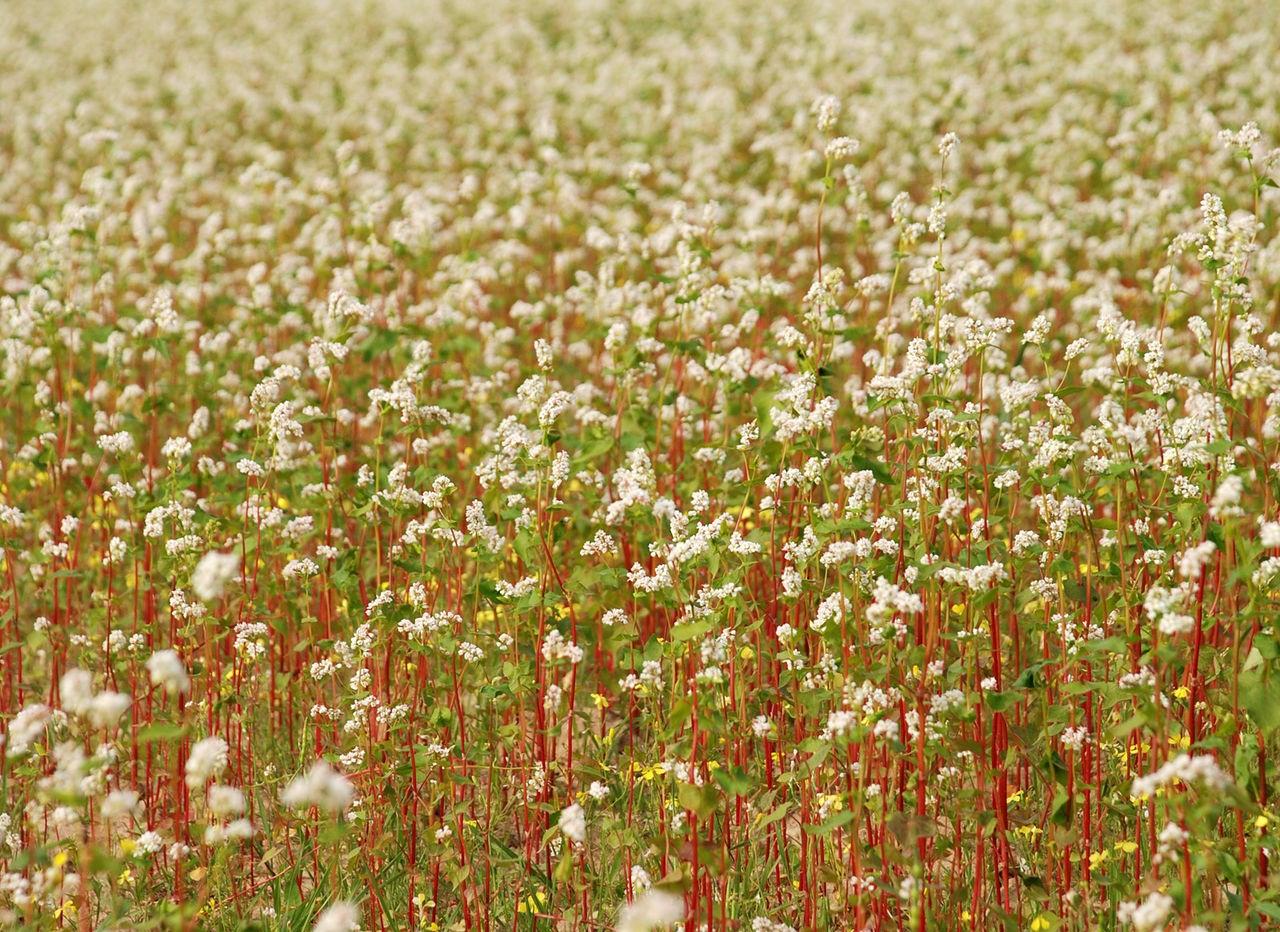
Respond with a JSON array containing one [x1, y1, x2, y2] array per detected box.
[[1030, 915, 1052, 932], [632, 762, 663, 782], [516, 890, 547, 913]]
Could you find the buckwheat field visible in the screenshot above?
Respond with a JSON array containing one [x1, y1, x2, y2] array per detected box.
[[6, 0, 1280, 929]]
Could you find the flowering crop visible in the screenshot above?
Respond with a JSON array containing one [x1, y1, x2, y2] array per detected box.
[[2, 0, 1280, 929]]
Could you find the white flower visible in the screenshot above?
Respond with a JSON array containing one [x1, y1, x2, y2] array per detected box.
[[146, 650, 190, 695], [205, 818, 254, 845], [1117, 891, 1173, 931], [617, 889, 684, 932], [186, 737, 229, 788], [135, 831, 165, 857], [1130, 753, 1232, 800], [88, 691, 132, 729], [1178, 541, 1217, 580], [208, 785, 246, 817], [102, 789, 142, 821], [824, 136, 858, 160], [192, 551, 240, 602], [312, 901, 360, 932], [6, 704, 51, 758], [559, 803, 586, 843], [98, 431, 135, 455], [812, 95, 841, 133], [1061, 726, 1089, 751], [282, 761, 355, 813], [1261, 520, 1280, 548], [59, 669, 95, 716]]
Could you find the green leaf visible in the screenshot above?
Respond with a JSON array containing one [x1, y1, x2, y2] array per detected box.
[[553, 849, 574, 883], [710, 766, 753, 796], [1012, 662, 1047, 690], [1050, 790, 1074, 829], [1110, 711, 1149, 740], [756, 802, 792, 829], [137, 723, 187, 744], [671, 619, 714, 642], [1240, 664, 1280, 735], [986, 691, 1019, 712], [477, 579, 511, 604], [677, 782, 720, 819], [805, 809, 855, 836], [1043, 750, 1069, 786], [1255, 634, 1280, 660], [1254, 902, 1280, 921]]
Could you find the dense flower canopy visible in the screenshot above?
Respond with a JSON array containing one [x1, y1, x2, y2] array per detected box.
[[2, 0, 1280, 928]]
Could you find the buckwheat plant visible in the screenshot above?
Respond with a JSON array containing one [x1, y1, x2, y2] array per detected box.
[[2, 0, 1280, 929]]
